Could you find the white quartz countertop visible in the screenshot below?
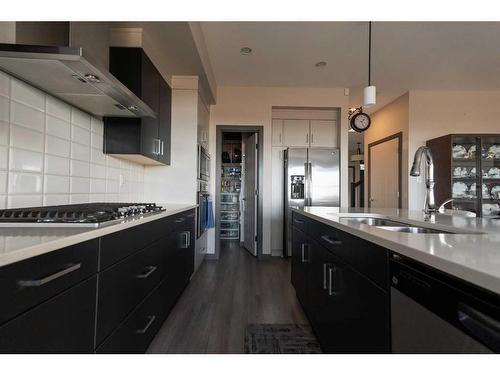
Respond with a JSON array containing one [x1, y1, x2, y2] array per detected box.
[[0, 203, 197, 268], [294, 207, 500, 295]]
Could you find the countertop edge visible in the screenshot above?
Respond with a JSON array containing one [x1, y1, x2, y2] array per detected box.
[[293, 208, 500, 296], [0, 204, 198, 268]]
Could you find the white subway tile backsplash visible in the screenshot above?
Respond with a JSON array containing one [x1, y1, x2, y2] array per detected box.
[[70, 177, 90, 194], [0, 122, 8, 146], [11, 79, 45, 111], [45, 155, 70, 176], [70, 194, 90, 204], [90, 163, 106, 179], [90, 178, 106, 194], [0, 96, 8, 122], [0, 71, 9, 98], [71, 159, 90, 178], [8, 172, 42, 194], [0, 146, 7, 169], [44, 175, 70, 194], [71, 142, 90, 162], [9, 148, 43, 173], [10, 124, 44, 152], [106, 167, 120, 181], [43, 194, 69, 206], [8, 195, 42, 209], [91, 147, 106, 165], [91, 117, 104, 135], [10, 101, 45, 132], [46, 135, 70, 158], [71, 108, 91, 129], [46, 97, 71, 122], [0, 72, 144, 208], [106, 179, 119, 194], [91, 131, 103, 150], [71, 124, 90, 146], [46, 115, 71, 139], [106, 155, 121, 168], [0, 171, 6, 193]]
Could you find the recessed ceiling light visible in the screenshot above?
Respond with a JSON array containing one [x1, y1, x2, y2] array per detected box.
[[315, 61, 327, 68], [240, 47, 252, 55]]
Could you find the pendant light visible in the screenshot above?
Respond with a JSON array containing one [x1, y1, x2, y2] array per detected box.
[[363, 22, 376, 107]]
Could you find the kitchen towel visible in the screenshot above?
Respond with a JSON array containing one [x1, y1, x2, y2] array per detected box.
[[206, 196, 215, 229]]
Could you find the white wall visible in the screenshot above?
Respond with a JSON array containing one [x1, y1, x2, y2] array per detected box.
[[0, 71, 144, 209], [208, 86, 350, 255], [143, 77, 199, 205], [408, 90, 500, 211]]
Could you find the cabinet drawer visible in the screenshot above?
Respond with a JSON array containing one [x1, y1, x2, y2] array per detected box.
[[310, 221, 389, 289], [100, 216, 170, 269], [96, 276, 174, 353], [292, 211, 309, 233], [0, 239, 98, 325], [0, 276, 97, 353], [96, 236, 168, 345]]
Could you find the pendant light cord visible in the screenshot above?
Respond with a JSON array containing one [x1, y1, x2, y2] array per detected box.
[[368, 21, 372, 86]]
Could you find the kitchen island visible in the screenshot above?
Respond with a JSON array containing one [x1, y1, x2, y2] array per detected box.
[[291, 207, 500, 353]]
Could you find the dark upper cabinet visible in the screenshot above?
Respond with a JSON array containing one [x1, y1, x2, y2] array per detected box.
[[104, 47, 171, 165]]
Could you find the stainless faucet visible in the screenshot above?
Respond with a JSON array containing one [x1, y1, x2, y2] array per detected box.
[[410, 146, 437, 217]]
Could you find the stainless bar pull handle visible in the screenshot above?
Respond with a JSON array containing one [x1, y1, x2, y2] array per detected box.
[[306, 133, 309, 144], [323, 263, 328, 290], [136, 265, 157, 279], [186, 231, 191, 247], [18, 263, 81, 287], [279, 133, 282, 143], [301, 243, 310, 263], [160, 140, 164, 155], [293, 218, 304, 224], [181, 231, 190, 248], [175, 218, 185, 223], [136, 315, 156, 334], [328, 266, 335, 296], [311, 133, 314, 144], [321, 235, 342, 246]]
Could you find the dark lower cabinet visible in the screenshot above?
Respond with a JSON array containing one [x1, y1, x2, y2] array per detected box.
[[291, 212, 390, 353], [96, 277, 174, 354], [0, 276, 97, 353], [0, 208, 196, 354]]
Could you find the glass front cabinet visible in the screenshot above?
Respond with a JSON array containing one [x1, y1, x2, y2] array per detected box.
[[427, 134, 500, 218]]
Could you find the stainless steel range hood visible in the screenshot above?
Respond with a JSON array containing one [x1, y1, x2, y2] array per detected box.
[[0, 43, 156, 118]]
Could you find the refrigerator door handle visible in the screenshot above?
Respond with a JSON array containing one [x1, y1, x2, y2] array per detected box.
[[307, 162, 313, 205], [304, 162, 310, 206]]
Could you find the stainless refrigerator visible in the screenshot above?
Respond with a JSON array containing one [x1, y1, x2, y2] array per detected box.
[[283, 148, 340, 257]]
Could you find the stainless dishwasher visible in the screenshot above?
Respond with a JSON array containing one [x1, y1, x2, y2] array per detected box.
[[390, 255, 500, 353]]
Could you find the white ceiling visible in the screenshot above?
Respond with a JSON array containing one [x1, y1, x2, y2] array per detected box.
[[200, 22, 500, 111]]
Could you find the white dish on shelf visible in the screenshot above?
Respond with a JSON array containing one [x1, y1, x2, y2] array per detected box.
[[468, 145, 477, 158], [482, 203, 500, 217], [491, 185, 500, 199], [486, 145, 500, 159], [487, 167, 500, 178], [453, 167, 469, 177], [471, 183, 490, 198], [453, 181, 469, 198], [453, 145, 468, 159]]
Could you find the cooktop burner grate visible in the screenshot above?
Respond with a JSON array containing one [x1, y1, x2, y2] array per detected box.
[[0, 203, 164, 225]]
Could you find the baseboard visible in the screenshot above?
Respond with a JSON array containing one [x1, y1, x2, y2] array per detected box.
[[204, 253, 219, 260]]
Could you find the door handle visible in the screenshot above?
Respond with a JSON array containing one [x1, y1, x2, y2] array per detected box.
[[136, 265, 157, 279], [293, 218, 304, 225], [301, 243, 310, 263], [321, 235, 342, 246], [136, 315, 156, 334], [458, 303, 500, 352], [153, 139, 161, 155], [328, 266, 336, 296], [160, 140, 164, 155], [311, 133, 314, 144], [306, 133, 309, 144], [323, 263, 328, 290], [18, 263, 81, 287]]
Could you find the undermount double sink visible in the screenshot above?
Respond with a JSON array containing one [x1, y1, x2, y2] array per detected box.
[[340, 217, 460, 234]]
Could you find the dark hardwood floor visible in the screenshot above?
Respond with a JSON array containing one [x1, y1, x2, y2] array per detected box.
[[147, 241, 308, 353]]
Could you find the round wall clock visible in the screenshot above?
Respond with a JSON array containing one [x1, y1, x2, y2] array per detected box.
[[350, 112, 371, 132]]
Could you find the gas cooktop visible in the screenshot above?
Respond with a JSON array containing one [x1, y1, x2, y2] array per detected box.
[[0, 203, 165, 228]]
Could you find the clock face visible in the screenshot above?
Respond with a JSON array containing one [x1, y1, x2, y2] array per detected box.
[[351, 112, 371, 132]]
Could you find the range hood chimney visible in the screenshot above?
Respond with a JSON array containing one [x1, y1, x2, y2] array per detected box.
[[0, 42, 155, 119]]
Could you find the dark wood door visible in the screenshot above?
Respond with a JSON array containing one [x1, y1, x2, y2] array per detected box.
[[140, 52, 160, 161], [291, 227, 309, 307], [158, 78, 172, 165], [0, 276, 97, 353], [315, 249, 390, 353]]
